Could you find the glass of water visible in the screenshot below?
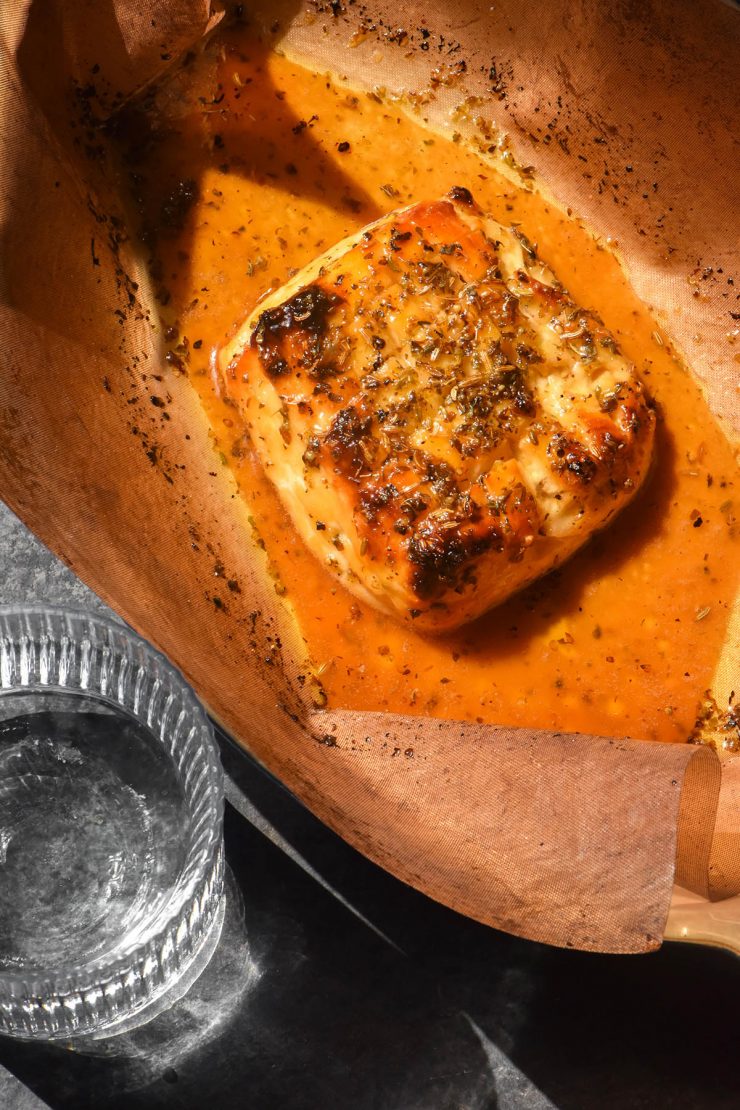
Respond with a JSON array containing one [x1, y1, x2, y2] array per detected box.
[[0, 604, 224, 1040]]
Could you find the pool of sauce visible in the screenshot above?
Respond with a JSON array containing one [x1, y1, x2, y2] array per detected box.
[[117, 25, 739, 743]]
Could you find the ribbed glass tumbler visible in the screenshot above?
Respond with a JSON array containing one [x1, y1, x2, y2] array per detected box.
[[0, 604, 224, 1040]]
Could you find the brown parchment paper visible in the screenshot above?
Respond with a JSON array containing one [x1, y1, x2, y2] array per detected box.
[[1, 0, 738, 954]]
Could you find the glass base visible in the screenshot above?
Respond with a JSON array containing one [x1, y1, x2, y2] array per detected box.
[[0, 706, 188, 976]]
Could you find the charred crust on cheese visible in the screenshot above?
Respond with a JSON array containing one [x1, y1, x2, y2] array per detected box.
[[548, 433, 598, 485], [252, 285, 344, 379], [324, 405, 374, 476], [406, 509, 514, 600], [408, 524, 480, 600]]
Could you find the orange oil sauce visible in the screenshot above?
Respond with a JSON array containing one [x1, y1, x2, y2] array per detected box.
[[118, 26, 739, 742]]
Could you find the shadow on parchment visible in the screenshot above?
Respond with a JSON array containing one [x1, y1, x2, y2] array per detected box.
[[110, 18, 382, 317]]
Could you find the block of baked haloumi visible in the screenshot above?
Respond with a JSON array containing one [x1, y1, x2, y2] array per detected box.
[[218, 187, 655, 632]]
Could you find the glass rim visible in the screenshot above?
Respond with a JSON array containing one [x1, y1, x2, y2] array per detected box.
[[0, 601, 225, 1034]]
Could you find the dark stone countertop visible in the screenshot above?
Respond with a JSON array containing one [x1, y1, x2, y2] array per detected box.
[[1, 502, 739, 1110]]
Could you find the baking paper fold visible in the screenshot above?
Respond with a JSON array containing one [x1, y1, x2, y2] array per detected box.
[[1, 0, 738, 953]]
